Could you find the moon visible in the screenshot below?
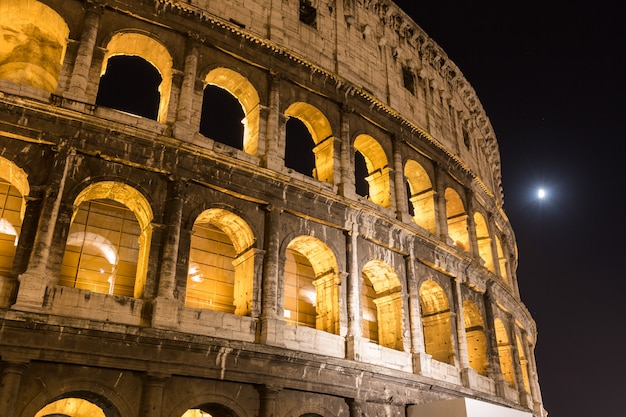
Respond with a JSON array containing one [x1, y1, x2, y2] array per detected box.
[[537, 188, 546, 199]]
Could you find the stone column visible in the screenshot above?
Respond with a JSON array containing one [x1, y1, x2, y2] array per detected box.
[[483, 283, 505, 396], [392, 140, 410, 221], [173, 38, 200, 139], [345, 221, 361, 339], [338, 105, 355, 197], [505, 313, 529, 405], [152, 180, 186, 329], [141, 374, 169, 417], [257, 385, 281, 417], [465, 191, 480, 259], [263, 73, 283, 171], [452, 278, 472, 387], [0, 360, 29, 417], [67, 3, 102, 100], [346, 398, 365, 417], [405, 242, 430, 375], [433, 165, 448, 241], [13, 148, 74, 312], [258, 205, 283, 345]]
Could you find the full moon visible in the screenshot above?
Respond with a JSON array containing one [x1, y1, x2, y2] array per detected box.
[[537, 188, 546, 199]]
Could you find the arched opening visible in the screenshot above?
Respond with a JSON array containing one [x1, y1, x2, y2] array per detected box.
[[34, 392, 120, 417], [186, 209, 256, 315], [353, 134, 390, 208], [285, 117, 316, 176], [98, 33, 173, 123], [96, 55, 161, 120], [0, 0, 69, 92], [354, 151, 369, 197], [284, 235, 339, 333], [419, 280, 454, 364], [284, 102, 335, 184], [59, 182, 153, 299], [199, 85, 245, 149], [361, 260, 404, 350], [404, 160, 436, 233], [181, 403, 239, 417], [204, 68, 260, 156], [463, 300, 488, 376], [494, 318, 516, 388], [0, 157, 28, 276], [444, 188, 469, 252], [495, 236, 510, 285], [474, 212, 494, 272], [516, 335, 532, 394]]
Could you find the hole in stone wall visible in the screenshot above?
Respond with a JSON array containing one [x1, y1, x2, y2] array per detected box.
[[200, 85, 245, 149], [285, 118, 316, 177], [95, 55, 161, 120]]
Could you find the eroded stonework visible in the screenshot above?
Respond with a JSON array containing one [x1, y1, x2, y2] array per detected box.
[[0, 0, 545, 416]]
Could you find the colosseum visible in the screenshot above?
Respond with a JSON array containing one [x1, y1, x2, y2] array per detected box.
[[0, 0, 545, 416]]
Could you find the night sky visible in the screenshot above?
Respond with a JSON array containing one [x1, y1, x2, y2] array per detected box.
[[393, 1, 625, 415]]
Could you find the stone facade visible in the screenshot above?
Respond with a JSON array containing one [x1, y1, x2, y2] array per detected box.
[[0, 0, 545, 416]]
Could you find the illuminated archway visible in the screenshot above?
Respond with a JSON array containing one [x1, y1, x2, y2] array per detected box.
[[354, 134, 391, 208], [181, 402, 240, 417], [35, 397, 106, 417], [494, 318, 516, 388], [0, 157, 28, 275], [419, 280, 454, 364], [284, 235, 339, 333], [0, 0, 69, 92], [444, 188, 469, 252], [495, 236, 510, 285], [59, 181, 153, 298], [361, 260, 404, 350], [463, 300, 488, 376], [186, 208, 256, 315], [205, 68, 261, 156], [404, 160, 436, 233], [100, 33, 173, 123], [284, 102, 335, 184], [474, 212, 494, 272]]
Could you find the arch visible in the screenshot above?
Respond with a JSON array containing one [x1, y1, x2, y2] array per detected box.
[[474, 212, 494, 272], [444, 188, 469, 252], [285, 102, 335, 184], [462, 300, 488, 376], [35, 397, 106, 417], [419, 279, 454, 364], [187, 208, 256, 315], [361, 259, 404, 350], [0, 0, 69, 92], [404, 160, 436, 233], [0, 157, 28, 275], [495, 236, 510, 285], [200, 84, 245, 149], [59, 181, 153, 299], [181, 403, 239, 417], [494, 318, 516, 388], [204, 68, 261, 156], [284, 235, 340, 333], [167, 393, 249, 417], [354, 134, 391, 208], [100, 32, 173, 123]]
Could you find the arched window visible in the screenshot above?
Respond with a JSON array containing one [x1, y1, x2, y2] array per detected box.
[[0, 0, 69, 92], [361, 260, 404, 350], [495, 236, 510, 285], [283, 236, 339, 333], [98, 33, 173, 123], [404, 160, 436, 233], [284, 102, 335, 184], [463, 300, 488, 376], [96, 55, 161, 120], [444, 188, 469, 252], [354, 134, 391, 208], [0, 157, 28, 276], [203, 68, 261, 156], [59, 182, 153, 299], [34, 394, 120, 417], [200, 85, 245, 149], [186, 209, 256, 315], [474, 212, 494, 272], [181, 403, 240, 417], [494, 318, 516, 388], [419, 280, 454, 364]]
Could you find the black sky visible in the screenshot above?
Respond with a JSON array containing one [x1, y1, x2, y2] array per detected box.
[[393, 1, 625, 415]]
